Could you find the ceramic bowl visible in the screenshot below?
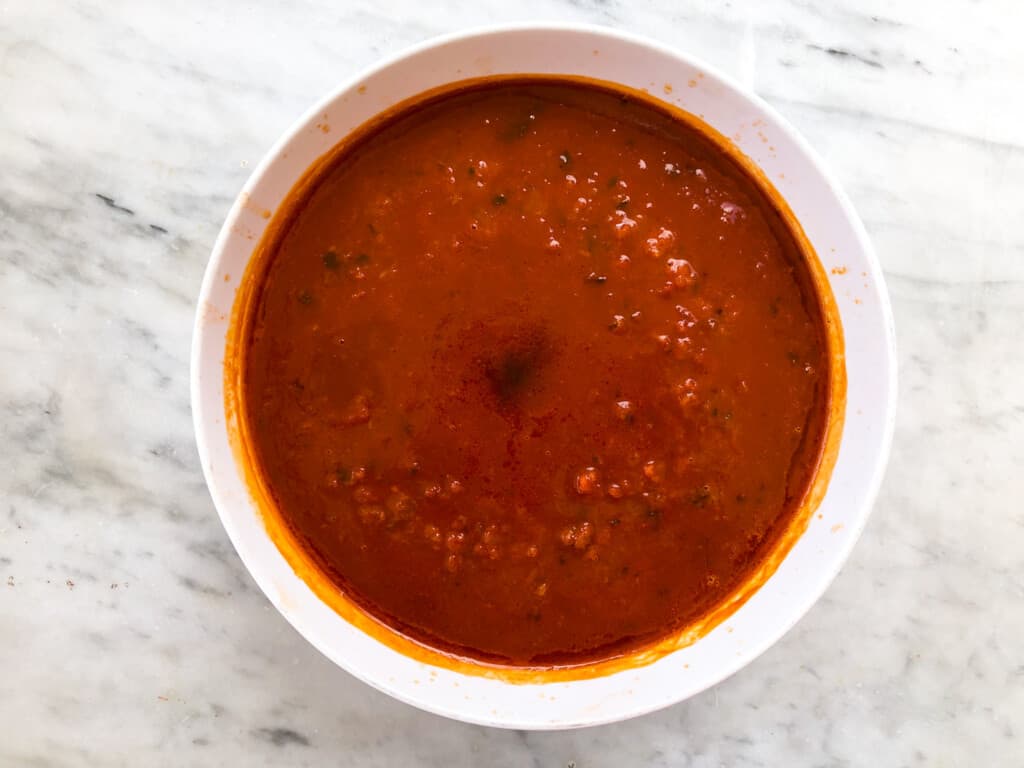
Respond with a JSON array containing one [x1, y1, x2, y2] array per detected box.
[[191, 24, 896, 729]]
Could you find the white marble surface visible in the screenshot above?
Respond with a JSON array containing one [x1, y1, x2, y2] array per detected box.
[[2, 0, 1022, 764]]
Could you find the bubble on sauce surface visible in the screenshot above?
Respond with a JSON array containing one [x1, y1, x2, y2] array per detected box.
[[643, 460, 665, 484], [644, 227, 676, 258], [614, 400, 636, 421], [719, 201, 745, 224], [560, 521, 594, 549], [612, 210, 638, 238], [575, 467, 600, 495], [666, 258, 697, 287]]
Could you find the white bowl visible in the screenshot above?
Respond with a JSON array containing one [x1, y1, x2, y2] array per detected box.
[[191, 24, 896, 729]]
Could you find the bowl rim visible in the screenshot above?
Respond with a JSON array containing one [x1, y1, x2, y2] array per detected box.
[[191, 21, 897, 729]]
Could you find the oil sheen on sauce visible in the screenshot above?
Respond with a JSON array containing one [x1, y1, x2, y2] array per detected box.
[[239, 80, 832, 667]]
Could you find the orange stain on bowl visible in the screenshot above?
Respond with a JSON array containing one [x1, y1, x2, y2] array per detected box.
[[831, 266, 848, 275], [663, 83, 673, 94], [687, 78, 698, 88], [201, 301, 227, 325]]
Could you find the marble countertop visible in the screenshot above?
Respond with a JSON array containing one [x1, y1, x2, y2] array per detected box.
[[2, 0, 1021, 764]]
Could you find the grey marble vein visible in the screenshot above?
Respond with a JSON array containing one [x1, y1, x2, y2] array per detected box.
[[1, 0, 1022, 765]]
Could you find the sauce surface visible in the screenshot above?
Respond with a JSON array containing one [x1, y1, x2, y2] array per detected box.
[[241, 80, 830, 666]]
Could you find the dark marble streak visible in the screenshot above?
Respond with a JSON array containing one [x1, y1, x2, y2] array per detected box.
[[94, 192, 135, 216], [807, 43, 885, 68], [253, 727, 312, 748]]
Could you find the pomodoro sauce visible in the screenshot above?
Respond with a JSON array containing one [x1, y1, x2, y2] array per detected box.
[[239, 80, 832, 667]]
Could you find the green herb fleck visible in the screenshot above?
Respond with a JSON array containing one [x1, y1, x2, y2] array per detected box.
[[492, 193, 507, 206], [297, 290, 313, 305], [353, 252, 371, 265], [607, 175, 620, 188], [691, 485, 712, 507], [321, 250, 339, 269], [468, 166, 476, 177], [500, 119, 531, 141]]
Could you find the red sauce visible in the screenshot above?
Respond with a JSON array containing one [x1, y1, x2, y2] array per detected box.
[[239, 79, 831, 667]]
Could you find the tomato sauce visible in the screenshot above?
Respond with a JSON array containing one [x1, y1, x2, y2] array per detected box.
[[239, 80, 831, 666]]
